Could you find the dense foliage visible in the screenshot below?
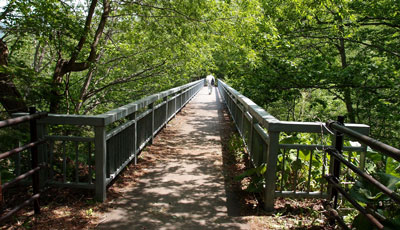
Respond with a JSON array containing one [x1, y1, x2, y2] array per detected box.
[[1, 0, 400, 228], [2, 0, 399, 145], [210, 0, 400, 146], [0, 0, 220, 116]]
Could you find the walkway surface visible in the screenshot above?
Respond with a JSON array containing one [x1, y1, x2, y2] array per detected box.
[[98, 87, 249, 230]]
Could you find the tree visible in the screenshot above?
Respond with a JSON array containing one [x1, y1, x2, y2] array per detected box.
[[0, 0, 218, 115]]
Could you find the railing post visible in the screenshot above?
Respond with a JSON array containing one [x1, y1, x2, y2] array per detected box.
[[264, 129, 280, 212], [29, 107, 40, 214], [95, 125, 107, 201], [331, 116, 345, 209], [127, 112, 137, 165]]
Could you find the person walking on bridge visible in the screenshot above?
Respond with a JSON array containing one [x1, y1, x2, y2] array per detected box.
[[206, 74, 215, 95]]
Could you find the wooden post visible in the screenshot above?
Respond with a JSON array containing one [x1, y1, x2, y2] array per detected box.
[[29, 107, 40, 214], [95, 125, 107, 201], [264, 130, 280, 212]]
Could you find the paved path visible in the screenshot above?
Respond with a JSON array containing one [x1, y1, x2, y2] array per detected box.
[[98, 86, 248, 230]]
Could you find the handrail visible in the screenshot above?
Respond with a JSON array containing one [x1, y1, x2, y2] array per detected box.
[[217, 79, 370, 212], [0, 112, 47, 128], [12, 80, 203, 126], [328, 121, 400, 162], [10, 79, 204, 202], [0, 107, 47, 222], [325, 118, 400, 230]]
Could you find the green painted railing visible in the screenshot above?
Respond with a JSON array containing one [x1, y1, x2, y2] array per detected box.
[[217, 79, 370, 212], [13, 80, 203, 201]]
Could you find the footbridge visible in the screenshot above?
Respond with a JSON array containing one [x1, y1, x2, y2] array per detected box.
[[2, 79, 400, 229]]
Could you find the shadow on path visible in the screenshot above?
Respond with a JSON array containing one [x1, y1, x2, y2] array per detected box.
[[97, 87, 248, 230]]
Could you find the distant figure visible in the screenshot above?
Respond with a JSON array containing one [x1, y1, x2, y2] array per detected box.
[[206, 74, 215, 95]]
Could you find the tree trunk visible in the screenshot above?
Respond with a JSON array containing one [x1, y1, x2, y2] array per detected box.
[[48, 0, 110, 113], [0, 40, 28, 115], [337, 21, 356, 123], [49, 58, 68, 113]]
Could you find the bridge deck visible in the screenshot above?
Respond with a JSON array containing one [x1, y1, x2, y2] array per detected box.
[[98, 86, 248, 229]]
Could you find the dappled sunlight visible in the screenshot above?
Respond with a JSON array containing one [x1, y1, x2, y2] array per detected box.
[[98, 87, 248, 230]]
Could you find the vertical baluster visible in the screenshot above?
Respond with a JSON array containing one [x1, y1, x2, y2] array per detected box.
[[75, 142, 79, 183], [174, 93, 177, 116], [88, 142, 92, 184], [37, 123, 46, 187], [121, 130, 124, 168], [49, 141, 54, 180], [307, 150, 313, 193], [280, 149, 286, 191], [116, 134, 119, 170], [164, 96, 168, 127], [180, 90, 183, 110], [114, 135, 118, 173], [321, 149, 327, 194], [123, 128, 127, 163], [293, 149, 300, 193], [241, 106, 244, 136], [130, 124, 134, 158], [124, 128, 127, 163], [150, 102, 155, 144], [62, 141, 67, 183], [134, 113, 137, 165], [116, 134, 119, 172], [106, 139, 110, 177], [248, 117, 255, 166], [117, 134, 120, 170], [123, 128, 126, 163]]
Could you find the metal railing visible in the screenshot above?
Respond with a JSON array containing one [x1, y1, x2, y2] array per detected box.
[[13, 80, 203, 201], [0, 107, 47, 222], [217, 79, 370, 211], [324, 118, 400, 229]]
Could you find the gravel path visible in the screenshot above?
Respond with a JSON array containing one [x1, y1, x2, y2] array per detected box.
[[97, 86, 248, 230]]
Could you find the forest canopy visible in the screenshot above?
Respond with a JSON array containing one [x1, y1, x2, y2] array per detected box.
[[0, 0, 399, 145]]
